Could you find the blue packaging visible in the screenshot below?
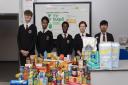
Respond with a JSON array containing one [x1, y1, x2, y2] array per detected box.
[[10, 80, 28, 85], [44, 51, 47, 59]]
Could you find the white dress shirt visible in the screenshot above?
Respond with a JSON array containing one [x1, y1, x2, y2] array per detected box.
[[62, 33, 69, 38], [24, 22, 32, 29], [40, 28, 49, 33], [80, 32, 87, 37], [100, 32, 107, 43]]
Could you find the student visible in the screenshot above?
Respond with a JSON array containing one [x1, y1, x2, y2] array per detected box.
[[95, 20, 114, 49], [74, 21, 91, 56], [17, 10, 37, 66], [56, 21, 73, 57], [36, 16, 53, 56]]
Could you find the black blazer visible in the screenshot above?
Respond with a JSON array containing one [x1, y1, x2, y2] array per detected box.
[[36, 30, 53, 55], [74, 33, 91, 56], [17, 24, 37, 55], [56, 34, 73, 57], [95, 32, 114, 50]]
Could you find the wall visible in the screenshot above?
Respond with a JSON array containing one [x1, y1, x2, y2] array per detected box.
[[0, 15, 18, 61], [0, 0, 19, 61], [0, 0, 19, 13]]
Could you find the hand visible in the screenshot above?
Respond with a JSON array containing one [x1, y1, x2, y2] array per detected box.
[[20, 50, 29, 56], [20, 50, 25, 56], [77, 50, 82, 56], [24, 51, 29, 56]]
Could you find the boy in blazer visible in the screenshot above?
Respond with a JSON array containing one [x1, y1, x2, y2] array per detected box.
[[17, 10, 37, 66], [95, 20, 114, 50], [74, 21, 91, 56]]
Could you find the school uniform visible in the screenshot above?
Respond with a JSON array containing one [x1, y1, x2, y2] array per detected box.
[[36, 29, 53, 56], [17, 23, 37, 66], [56, 33, 73, 57], [95, 32, 114, 50], [74, 32, 91, 56]]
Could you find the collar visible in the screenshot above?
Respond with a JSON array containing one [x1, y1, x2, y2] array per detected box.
[[62, 33, 69, 38], [41, 28, 48, 33], [101, 32, 107, 35], [80, 32, 86, 37], [24, 22, 32, 29]]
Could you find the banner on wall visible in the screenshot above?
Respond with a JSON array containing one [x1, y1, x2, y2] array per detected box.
[[34, 2, 91, 39]]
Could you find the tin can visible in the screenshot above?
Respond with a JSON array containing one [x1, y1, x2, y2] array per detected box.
[[64, 71, 69, 84], [26, 57, 31, 64], [79, 59, 83, 68], [72, 66, 77, 77], [20, 66, 24, 73], [56, 80, 62, 85]]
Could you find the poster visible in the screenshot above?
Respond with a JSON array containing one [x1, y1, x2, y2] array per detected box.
[[34, 2, 91, 39]]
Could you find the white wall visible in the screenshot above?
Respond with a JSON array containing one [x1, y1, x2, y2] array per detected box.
[[91, 0, 128, 42], [0, 0, 19, 13]]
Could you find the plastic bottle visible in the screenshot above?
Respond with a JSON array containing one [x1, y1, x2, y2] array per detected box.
[[44, 51, 47, 59]]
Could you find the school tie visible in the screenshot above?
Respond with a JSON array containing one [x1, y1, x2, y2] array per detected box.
[[26, 25, 29, 31], [103, 33, 105, 42]]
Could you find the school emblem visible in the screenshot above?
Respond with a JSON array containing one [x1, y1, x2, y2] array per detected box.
[[28, 30, 32, 34], [46, 36, 49, 40], [67, 40, 70, 44]]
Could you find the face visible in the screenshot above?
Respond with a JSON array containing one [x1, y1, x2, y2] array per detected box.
[[62, 23, 68, 33], [42, 19, 48, 29], [100, 25, 108, 33], [24, 15, 32, 23], [79, 23, 86, 33]]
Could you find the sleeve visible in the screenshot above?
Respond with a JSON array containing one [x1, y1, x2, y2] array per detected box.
[[111, 34, 114, 42], [17, 26, 21, 51], [36, 33, 40, 56], [47, 31, 53, 52], [95, 34, 100, 50], [30, 26, 37, 55], [56, 35, 61, 56], [94, 34, 97, 38], [73, 35, 79, 52], [69, 36, 73, 55]]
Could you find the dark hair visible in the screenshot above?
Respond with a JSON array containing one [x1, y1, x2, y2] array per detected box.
[[62, 21, 69, 27], [100, 20, 108, 26], [24, 10, 33, 17], [41, 16, 49, 23], [79, 21, 87, 27]]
